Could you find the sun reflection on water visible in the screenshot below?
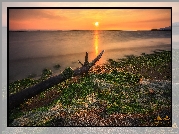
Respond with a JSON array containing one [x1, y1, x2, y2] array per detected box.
[[92, 30, 105, 66], [94, 30, 99, 56]]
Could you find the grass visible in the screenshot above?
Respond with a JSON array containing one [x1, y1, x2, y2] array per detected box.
[[8, 50, 171, 126]]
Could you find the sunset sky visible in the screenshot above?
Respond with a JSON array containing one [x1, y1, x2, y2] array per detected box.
[[9, 9, 171, 31]]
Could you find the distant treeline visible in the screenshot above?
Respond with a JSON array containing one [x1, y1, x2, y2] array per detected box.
[[151, 29, 171, 31], [9, 31, 27, 32]]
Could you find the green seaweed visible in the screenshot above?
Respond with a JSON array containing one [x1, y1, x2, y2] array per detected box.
[[8, 50, 171, 126]]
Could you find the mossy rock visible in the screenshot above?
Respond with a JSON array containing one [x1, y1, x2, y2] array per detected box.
[[53, 64, 61, 69], [62, 67, 74, 79]]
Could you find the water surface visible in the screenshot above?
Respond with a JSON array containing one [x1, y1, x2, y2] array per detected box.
[[9, 30, 171, 82]]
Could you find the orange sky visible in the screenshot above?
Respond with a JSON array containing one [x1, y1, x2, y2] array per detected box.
[[9, 9, 171, 31]]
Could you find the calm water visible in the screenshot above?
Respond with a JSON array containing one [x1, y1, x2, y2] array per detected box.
[[9, 30, 171, 82]]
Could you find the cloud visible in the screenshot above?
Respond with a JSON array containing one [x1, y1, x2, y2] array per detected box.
[[132, 17, 171, 23], [9, 9, 67, 21], [3, 2, 179, 27]]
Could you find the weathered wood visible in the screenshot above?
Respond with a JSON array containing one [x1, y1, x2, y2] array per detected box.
[[9, 50, 105, 111], [78, 60, 84, 66], [84, 52, 89, 66]]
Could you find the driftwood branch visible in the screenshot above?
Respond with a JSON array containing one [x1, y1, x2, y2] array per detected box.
[[78, 60, 84, 66], [9, 50, 105, 111]]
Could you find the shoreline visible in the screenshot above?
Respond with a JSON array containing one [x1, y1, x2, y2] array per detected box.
[[8, 49, 172, 126], [9, 46, 171, 83]]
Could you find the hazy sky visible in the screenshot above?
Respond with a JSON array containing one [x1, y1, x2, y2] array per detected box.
[[2, 2, 178, 30], [8, 9, 171, 30]]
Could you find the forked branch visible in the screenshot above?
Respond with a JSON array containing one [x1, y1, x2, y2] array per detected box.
[[9, 50, 105, 111]]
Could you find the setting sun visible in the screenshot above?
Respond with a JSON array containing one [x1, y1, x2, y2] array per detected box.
[[9, 9, 171, 30], [95, 22, 99, 27]]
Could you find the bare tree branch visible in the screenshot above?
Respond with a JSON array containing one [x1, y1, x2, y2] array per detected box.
[[9, 50, 105, 111]]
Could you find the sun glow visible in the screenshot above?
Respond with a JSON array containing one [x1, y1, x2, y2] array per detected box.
[[94, 30, 99, 56], [9, 9, 171, 31], [95, 22, 99, 27]]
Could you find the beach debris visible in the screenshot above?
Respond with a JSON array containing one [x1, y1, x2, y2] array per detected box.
[[9, 50, 105, 111]]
